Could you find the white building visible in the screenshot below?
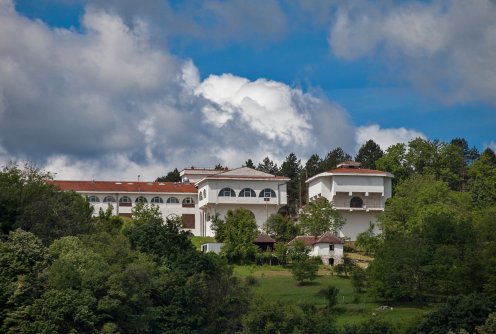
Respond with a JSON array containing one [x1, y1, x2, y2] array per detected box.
[[51, 167, 289, 237], [289, 232, 344, 265], [195, 167, 289, 237], [306, 162, 393, 240], [51, 180, 201, 235]]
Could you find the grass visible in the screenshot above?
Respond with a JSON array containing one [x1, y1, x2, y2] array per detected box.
[[234, 265, 435, 331], [189, 236, 216, 250]]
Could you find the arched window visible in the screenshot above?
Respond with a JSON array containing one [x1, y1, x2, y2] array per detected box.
[[183, 197, 195, 204], [219, 187, 236, 197], [203, 189, 206, 198], [239, 188, 256, 197], [259, 188, 276, 198], [119, 196, 132, 207], [166, 197, 179, 204], [350, 197, 363, 208], [103, 196, 116, 203], [151, 196, 164, 204], [135, 196, 147, 203], [88, 195, 100, 203], [199, 192, 203, 201]]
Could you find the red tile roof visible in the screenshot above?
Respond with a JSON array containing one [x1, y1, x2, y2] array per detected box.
[[253, 233, 276, 243], [289, 233, 344, 246], [49, 180, 198, 194], [327, 168, 389, 175]]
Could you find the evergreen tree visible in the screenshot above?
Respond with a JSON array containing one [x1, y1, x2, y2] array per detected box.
[[257, 156, 280, 175], [280, 153, 302, 211], [321, 147, 352, 171], [355, 139, 384, 169], [155, 168, 181, 182]]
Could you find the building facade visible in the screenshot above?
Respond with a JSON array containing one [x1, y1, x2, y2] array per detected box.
[[51, 180, 201, 235], [195, 167, 289, 236], [306, 162, 393, 240]]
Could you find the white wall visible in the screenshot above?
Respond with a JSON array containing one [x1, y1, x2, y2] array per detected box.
[[339, 211, 380, 241]]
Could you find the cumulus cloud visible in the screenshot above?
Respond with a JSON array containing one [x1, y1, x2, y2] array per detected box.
[[356, 124, 426, 152], [329, 0, 496, 105], [0, 2, 359, 180]]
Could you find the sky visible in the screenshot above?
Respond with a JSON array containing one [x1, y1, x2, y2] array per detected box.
[[0, 0, 495, 180]]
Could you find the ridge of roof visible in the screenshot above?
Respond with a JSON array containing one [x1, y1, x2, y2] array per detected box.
[[49, 180, 198, 193], [289, 233, 344, 246]]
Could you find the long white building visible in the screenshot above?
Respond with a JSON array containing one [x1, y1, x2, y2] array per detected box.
[[306, 161, 393, 240], [51, 166, 289, 237]]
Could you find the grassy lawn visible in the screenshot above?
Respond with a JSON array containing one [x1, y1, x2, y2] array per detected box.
[[189, 236, 216, 250], [234, 265, 435, 331]]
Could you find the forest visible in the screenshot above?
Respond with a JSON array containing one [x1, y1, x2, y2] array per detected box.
[[1, 137, 496, 333]]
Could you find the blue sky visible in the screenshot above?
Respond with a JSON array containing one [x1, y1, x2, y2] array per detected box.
[[1, 0, 495, 179]]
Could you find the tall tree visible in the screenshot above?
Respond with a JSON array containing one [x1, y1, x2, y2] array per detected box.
[[264, 214, 299, 243], [321, 147, 352, 171], [243, 159, 255, 168], [468, 150, 496, 208], [257, 156, 280, 175], [221, 208, 259, 264], [355, 139, 384, 169], [375, 143, 411, 189], [155, 168, 181, 182], [299, 197, 345, 236], [304, 154, 323, 179], [280, 153, 302, 211]]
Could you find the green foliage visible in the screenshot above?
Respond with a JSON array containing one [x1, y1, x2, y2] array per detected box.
[[0, 162, 94, 243], [351, 268, 367, 294], [376, 143, 411, 188], [274, 242, 289, 265], [155, 168, 181, 182], [412, 294, 495, 334], [291, 260, 318, 285], [321, 147, 352, 171], [221, 208, 259, 264], [477, 312, 496, 334], [341, 318, 396, 334], [355, 223, 381, 255], [299, 197, 345, 236], [287, 239, 309, 263], [304, 153, 324, 179], [280, 152, 303, 211], [257, 156, 280, 175], [264, 214, 298, 243], [468, 150, 496, 208], [210, 213, 226, 242], [355, 139, 384, 169], [318, 285, 339, 309], [242, 297, 336, 333], [334, 255, 357, 277], [243, 159, 255, 168]]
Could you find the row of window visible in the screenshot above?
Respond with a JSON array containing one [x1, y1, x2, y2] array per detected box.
[[217, 187, 277, 198], [87, 195, 195, 205]]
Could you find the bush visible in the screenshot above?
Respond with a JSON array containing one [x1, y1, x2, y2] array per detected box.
[[245, 275, 259, 286], [291, 261, 318, 285]]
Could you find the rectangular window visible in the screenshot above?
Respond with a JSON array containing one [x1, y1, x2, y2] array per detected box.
[[330, 245, 334, 251], [182, 214, 195, 229]]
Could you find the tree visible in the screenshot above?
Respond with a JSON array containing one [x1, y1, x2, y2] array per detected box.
[[155, 168, 181, 182], [355, 139, 384, 169], [243, 159, 255, 168], [264, 214, 298, 243], [210, 213, 226, 242], [321, 147, 352, 171], [477, 312, 496, 334], [287, 240, 309, 263], [257, 156, 280, 175], [291, 260, 318, 285], [299, 197, 345, 236], [317, 285, 339, 310], [375, 143, 411, 188], [304, 154, 324, 179], [221, 208, 259, 264], [0, 162, 94, 244], [280, 153, 302, 211], [468, 151, 496, 208], [351, 268, 367, 293], [355, 223, 381, 255]]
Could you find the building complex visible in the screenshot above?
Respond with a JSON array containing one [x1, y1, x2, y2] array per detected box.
[[52, 162, 393, 241]]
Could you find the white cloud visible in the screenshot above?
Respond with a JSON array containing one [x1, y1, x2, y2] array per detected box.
[[356, 124, 426, 151], [0, 3, 358, 179], [329, 0, 496, 105]]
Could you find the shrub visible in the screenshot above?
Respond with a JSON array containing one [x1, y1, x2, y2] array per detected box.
[[291, 260, 318, 285]]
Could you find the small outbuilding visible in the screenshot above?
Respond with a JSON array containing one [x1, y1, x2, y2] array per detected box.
[[289, 232, 344, 265], [253, 233, 276, 251]]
